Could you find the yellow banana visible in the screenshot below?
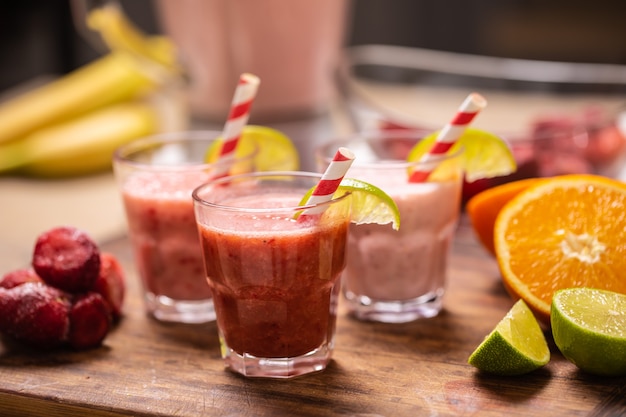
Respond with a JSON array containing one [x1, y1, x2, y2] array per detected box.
[[87, 3, 181, 74], [0, 4, 185, 178], [0, 101, 159, 178], [0, 51, 165, 145]]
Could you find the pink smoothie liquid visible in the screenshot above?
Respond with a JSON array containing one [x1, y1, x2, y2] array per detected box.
[[344, 166, 462, 322], [122, 171, 214, 304], [197, 193, 349, 360]]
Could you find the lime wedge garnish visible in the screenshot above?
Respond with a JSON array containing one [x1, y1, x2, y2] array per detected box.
[[407, 128, 517, 182], [298, 178, 400, 230], [551, 288, 626, 376], [468, 299, 550, 375], [205, 125, 300, 172]]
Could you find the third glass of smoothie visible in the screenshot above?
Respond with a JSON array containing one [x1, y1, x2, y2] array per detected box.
[[193, 172, 351, 378], [113, 131, 257, 324], [316, 130, 464, 323]]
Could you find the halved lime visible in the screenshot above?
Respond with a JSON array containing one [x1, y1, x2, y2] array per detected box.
[[468, 299, 550, 375], [407, 128, 517, 182], [205, 125, 300, 172], [551, 287, 626, 377], [298, 178, 400, 230]]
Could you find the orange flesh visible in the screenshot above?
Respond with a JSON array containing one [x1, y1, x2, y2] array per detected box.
[[494, 175, 626, 324]]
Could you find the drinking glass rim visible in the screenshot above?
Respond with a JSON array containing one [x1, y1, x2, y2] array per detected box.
[[192, 170, 351, 214], [113, 130, 258, 172]]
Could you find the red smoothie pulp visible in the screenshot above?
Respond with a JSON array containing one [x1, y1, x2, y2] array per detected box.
[[197, 194, 349, 358]]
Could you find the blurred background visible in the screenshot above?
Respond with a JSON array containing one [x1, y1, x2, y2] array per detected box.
[[1, 0, 625, 269], [2, 0, 626, 95]]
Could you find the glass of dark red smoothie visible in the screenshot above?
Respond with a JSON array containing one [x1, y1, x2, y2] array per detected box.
[[193, 171, 351, 378]]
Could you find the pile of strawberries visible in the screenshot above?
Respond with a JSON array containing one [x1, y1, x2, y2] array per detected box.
[[0, 226, 125, 350]]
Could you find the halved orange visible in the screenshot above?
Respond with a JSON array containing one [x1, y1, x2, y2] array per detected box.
[[466, 178, 544, 256], [494, 174, 626, 324]]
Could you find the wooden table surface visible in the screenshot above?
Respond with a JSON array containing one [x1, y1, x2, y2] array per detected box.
[[1, 217, 624, 417]]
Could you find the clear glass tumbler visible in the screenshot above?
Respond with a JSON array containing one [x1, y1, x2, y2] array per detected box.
[[193, 171, 351, 378], [113, 131, 257, 324], [317, 130, 464, 323]]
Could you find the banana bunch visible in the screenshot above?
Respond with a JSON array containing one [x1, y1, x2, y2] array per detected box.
[[0, 3, 186, 178]]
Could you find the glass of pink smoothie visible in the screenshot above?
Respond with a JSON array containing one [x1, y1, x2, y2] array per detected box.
[[193, 172, 351, 378], [156, 0, 351, 122], [113, 131, 257, 324], [316, 130, 464, 323]]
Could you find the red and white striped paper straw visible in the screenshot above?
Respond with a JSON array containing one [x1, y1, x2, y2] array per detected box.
[[218, 73, 260, 160], [409, 92, 487, 183], [300, 147, 355, 217]]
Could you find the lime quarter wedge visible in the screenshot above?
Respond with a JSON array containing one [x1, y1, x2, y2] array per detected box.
[[205, 125, 300, 172], [298, 178, 400, 230], [468, 299, 550, 375], [407, 128, 517, 182]]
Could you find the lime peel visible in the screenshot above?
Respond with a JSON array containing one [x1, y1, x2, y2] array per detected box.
[[468, 299, 550, 376], [297, 178, 400, 230]]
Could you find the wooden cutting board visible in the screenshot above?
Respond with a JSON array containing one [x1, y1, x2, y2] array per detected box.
[[1, 218, 624, 417]]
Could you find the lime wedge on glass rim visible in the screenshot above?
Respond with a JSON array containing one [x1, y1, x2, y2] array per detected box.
[[204, 125, 300, 171], [468, 299, 550, 375], [551, 287, 626, 377], [407, 128, 517, 182], [298, 178, 400, 230]]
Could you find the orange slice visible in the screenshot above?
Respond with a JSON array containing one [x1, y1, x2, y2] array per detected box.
[[494, 174, 626, 324], [466, 178, 544, 256]]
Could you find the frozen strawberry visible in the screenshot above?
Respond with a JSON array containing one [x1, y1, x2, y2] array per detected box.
[[32, 226, 101, 293], [0, 268, 43, 289], [92, 252, 126, 322], [0, 282, 71, 349], [68, 292, 112, 350]]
